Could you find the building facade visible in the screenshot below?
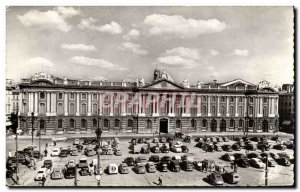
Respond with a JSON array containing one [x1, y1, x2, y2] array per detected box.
[[6, 79, 19, 128], [279, 84, 294, 132], [17, 70, 279, 135]]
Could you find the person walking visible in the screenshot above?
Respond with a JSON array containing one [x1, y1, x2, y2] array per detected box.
[[44, 149, 48, 157], [53, 140, 56, 146], [8, 150, 12, 158], [42, 175, 46, 186], [158, 175, 163, 186]]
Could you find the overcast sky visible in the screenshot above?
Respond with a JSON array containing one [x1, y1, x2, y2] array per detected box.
[[6, 6, 294, 86]]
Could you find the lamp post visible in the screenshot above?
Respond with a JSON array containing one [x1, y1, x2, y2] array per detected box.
[[95, 108, 102, 186], [31, 112, 35, 146]]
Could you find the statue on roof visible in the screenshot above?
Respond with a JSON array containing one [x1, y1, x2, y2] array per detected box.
[[153, 67, 173, 82], [182, 79, 190, 88]]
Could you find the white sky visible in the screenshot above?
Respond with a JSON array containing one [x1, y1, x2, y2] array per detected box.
[[6, 6, 294, 86]]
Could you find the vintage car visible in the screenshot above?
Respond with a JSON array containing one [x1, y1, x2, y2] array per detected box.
[[215, 162, 226, 172], [77, 158, 88, 168], [249, 158, 265, 169], [277, 157, 291, 166], [66, 160, 76, 168], [195, 137, 204, 142], [257, 143, 271, 151], [261, 157, 276, 167], [123, 157, 135, 166], [181, 145, 189, 153], [59, 149, 68, 157], [137, 138, 145, 144], [119, 163, 129, 174], [203, 143, 215, 152], [232, 144, 241, 151], [172, 155, 182, 163], [146, 162, 156, 173], [243, 137, 251, 142], [211, 137, 217, 143], [91, 159, 103, 175], [233, 153, 247, 160], [195, 142, 205, 148], [131, 138, 137, 145], [114, 149, 122, 156], [140, 146, 150, 154], [160, 156, 171, 164], [222, 171, 240, 184], [51, 148, 60, 156], [144, 138, 151, 144], [151, 146, 160, 153], [273, 144, 286, 151], [223, 137, 229, 142], [108, 164, 118, 174], [278, 153, 294, 164], [135, 156, 148, 165], [15, 151, 26, 164], [157, 161, 169, 172], [73, 139, 80, 145], [79, 167, 92, 176], [234, 158, 249, 168], [214, 144, 223, 152], [270, 152, 280, 160], [207, 171, 224, 185], [236, 141, 245, 148], [70, 149, 78, 156], [149, 155, 160, 164], [222, 145, 233, 152], [153, 138, 159, 143], [85, 147, 96, 157], [160, 137, 167, 143], [221, 153, 235, 162], [193, 161, 202, 171], [170, 145, 182, 153], [183, 135, 192, 143], [51, 168, 63, 180], [64, 166, 76, 179], [34, 168, 48, 181], [247, 152, 261, 159], [76, 144, 84, 152], [161, 145, 170, 153], [245, 143, 257, 151], [43, 159, 53, 170], [134, 163, 146, 174], [181, 160, 194, 171], [52, 137, 67, 142], [216, 137, 224, 142]]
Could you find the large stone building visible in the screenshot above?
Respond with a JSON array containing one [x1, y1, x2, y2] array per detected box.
[[17, 70, 279, 135], [279, 84, 294, 132], [6, 79, 19, 128]]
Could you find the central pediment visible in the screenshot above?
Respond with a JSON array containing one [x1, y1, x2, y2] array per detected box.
[[143, 79, 184, 90]]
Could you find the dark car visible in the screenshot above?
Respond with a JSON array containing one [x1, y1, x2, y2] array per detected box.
[[217, 137, 224, 142], [261, 157, 276, 167], [232, 144, 241, 151], [76, 144, 84, 152], [277, 157, 291, 166], [203, 143, 215, 152], [161, 156, 171, 164], [59, 149, 68, 157], [79, 167, 91, 176], [157, 161, 169, 172], [285, 143, 294, 149], [64, 166, 76, 179], [223, 137, 229, 142], [181, 145, 189, 153], [183, 135, 192, 143], [247, 152, 260, 159], [234, 158, 249, 168], [140, 146, 150, 154], [149, 155, 160, 165], [151, 146, 160, 153], [233, 153, 246, 160], [221, 153, 235, 162], [161, 145, 169, 153], [222, 145, 233, 152], [181, 160, 194, 171], [123, 157, 135, 166], [245, 143, 257, 151], [273, 144, 286, 151], [242, 137, 250, 142], [83, 138, 91, 145], [257, 143, 271, 151], [169, 160, 181, 172], [214, 144, 222, 152], [43, 160, 53, 169], [137, 138, 145, 144], [236, 141, 245, 148], [250, 137, 260, 142], [211, 137, 217, 143], [196, 142, 205, 148], [131, 138, 137, 145], [33, 150, 42, 159], [207, 171, 224, 185], [222, 172, 240, 184], [195, 137, 204, 142]]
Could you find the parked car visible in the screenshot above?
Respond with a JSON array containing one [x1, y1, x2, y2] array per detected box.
[[249, 158, 265, 169], [146, 162, 156, 173], [245, 143, 257, 151], [77, 158, 88, 168], [157, 161, 169, 172], [247, 152, 261, 159], [66, 160, 76, 168], [234, 158, 249, 168], [123, 157, 135, 166], [273, 144, 286, 151], [149, 155, 160, 164], [52, 137, 67, 142], [166, 160, 180, 172], [134, 163, 146, 174], [64, 166, 76, 179], [223, 137, 229, 142], [70, 149, 78, 156], [170, 145, 182, 153], [51, 168, 63, 180], [277, 157, 291, 166], [115, 149, 122, 156], [161, 145, 169, 153], [107, 164, 118, 174], [76, 144, 83, 152], [232, 144, 241, 151], [73, 139, 80, 145], [137, 138, 145, 144], [222, 171, 240, 184], [175, 141, 183, 147], [59, 149, 68, 157], [161, 156, 172, 164], [51, 148, 60, 156], [85, 147, 96, 157], [217, 137, 224, 142], [119, 163, 129, 174], [144, 138, 151, 144], [214, 144, 223, 152], [195, 142, 205, 148], [270, 152, 280, 160], [181, 145, 189, 153], [195, 137, 204, 142], [151, 146, 160, 153], [261, 157, 276, 167], [236, 141, 245, 148], [160, 137, 167, 143], [79, 167, 92, 176], [131, 138, 137, 145], [207, 171, 224, 185], [250, 137, 260, 142], [135, 156, 148, 165], [278, 152, 294, 164], [233, 153, 246, 160], [222, 145, 233, 152], [193, 161, 202, 171], [257, 143, 271, 151], [183, 135, 192, 143], [153, 138, 159, 143], [203, 143, 215, 152], [181, 160, 194, 171], [35, 168, 48, 181], [221, 153, 235, 162], [172, 156, 182, 163], [43, 159, 53, 170]]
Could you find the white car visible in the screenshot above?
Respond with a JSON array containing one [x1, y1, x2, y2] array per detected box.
[[34, 168, 48, 181], [52, 137, 67, 142], [175, 141, 183, 147], [51, 148, 60, 156], [249, 158, 265, 169], [171, 146, 182, 153]]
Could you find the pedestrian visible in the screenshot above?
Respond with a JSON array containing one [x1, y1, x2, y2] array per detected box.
[[42, 175, 46, 186], [45, 143, 48, 148], [44, 149, 48, 157], [223, 166, 226, 173], [231, 162, 234, 170], [89, 164, 94, 174], [234, 164, 238, 173], [8, 150, 12, 158], [158, 175, 162, 186], [53, 140, 56, 146]]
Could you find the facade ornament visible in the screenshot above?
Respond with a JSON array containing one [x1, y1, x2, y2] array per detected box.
[[182, 79, 190, 88]]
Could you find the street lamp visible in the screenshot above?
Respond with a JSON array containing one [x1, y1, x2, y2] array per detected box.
[[95, 108, 102, 186], [31, 112, 35, 146]]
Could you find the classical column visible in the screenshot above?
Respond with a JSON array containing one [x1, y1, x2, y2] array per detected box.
[[18, 92, 22, 115], [121, 93, 126, 116], [244, 97, 247, 116], [226, 96, 229, 116], [87, 93, 92, 116], [259, 97, 263, 117], [64, 92, 68, 116], [235, 97, 238, 116], [197, 96, 201, 116], [46, 92, 51, 116], [99, 93, 103, 115], [29, 92, 33, 115], [110, 93, 114, 116], [51, 92, 56, 116], [255, 97, 259, 117], [34, 92, 38, 116], [152, 95, 155, 115], [168, 94, 175, 117], [207, 96, 211, 116], [268, 97, 271, 116], [76, 92, 80, 116], [217, 96, 221, 116]]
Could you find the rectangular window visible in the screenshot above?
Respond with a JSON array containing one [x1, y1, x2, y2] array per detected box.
[[239, 106, 243, 115], [93, 94, 97, 100], [40, 92, 45, 99], [82, 93, 87, 100], [93, 104, 98, 114], [58, 93, 63, 100], [70, 93, 75, 100], [82, 104, 87, 114], [69, 104, 75, 114]]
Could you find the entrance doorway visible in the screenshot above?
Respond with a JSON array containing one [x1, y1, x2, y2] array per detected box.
[[220, 119, 226, 132], [160, 118, 168, 133], [262, 120, 268, 132]]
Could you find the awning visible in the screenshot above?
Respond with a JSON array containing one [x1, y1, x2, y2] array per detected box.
[[6, 122, 12, 127], [282, 121, 291, 125]]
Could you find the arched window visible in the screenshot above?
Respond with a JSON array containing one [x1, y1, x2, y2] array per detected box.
[[229, 106, 234, 116], [127, 104, 133, 115], [114, 103, 120, 115], [239, 119, 244, 128], [191, 119, 197, 131], [230, 119, 235, 128], [103, 104, 110, 115], [264, 97, 268, 103], [115, 119, 120, 128], [220, 119, 226, 132], [128, 119, 133, 128], [146, 120, 152, 129], [93, 119, 97, 128], [211, 105, 216, 116], [211, 96, 216, 102], [40, 92, 45, 99], [81, 119, 87, 128], [211, 119, 217, 132], [103, 119, 109, 130], [202, 105, 207, 115], [249, 97, 254, 103], [176, 120, 181, 129], [69, 103, 75, 114], [81, 103, 87, 114], [58, 119, 63, 129], [238, 106, 243, 115], [230, 96, 234, 103], [202, 96, 207, 102], [92, 103, 98, 114], [202, 119, 207, 127], [82, 93, 87, 100], [249, 106, 254, 115], [93, 93, 97, 100], [220, 106, 226, 116], [239, 97, 243, 103], [39, 103, 46, 114], [70, 119, 75, 129], [57, 103, 63, 114]]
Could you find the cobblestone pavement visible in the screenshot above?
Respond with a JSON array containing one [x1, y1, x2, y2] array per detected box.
[[6, 133, 294, 187]]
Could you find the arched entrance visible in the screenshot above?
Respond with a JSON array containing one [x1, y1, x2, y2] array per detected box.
[[262, 120, 268, 132], [211, 119, 217, 132], [160, 118, 168, 133], [220, 119, 226, 132]]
